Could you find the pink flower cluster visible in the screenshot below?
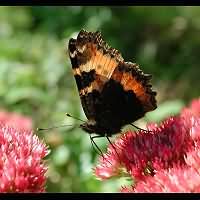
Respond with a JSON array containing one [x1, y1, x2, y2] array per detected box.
[[94, 98, 200, 192], [0, 111, 49, 192]]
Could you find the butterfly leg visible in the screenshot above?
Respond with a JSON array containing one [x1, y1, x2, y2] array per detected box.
[[90, 135, 114, 165], [105, 135, 121, 163], [130, 123, 153, 133], [89, 134, 105, 159]]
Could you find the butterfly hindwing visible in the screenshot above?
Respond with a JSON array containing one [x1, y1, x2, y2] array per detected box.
[[111, 62, 157, 112]]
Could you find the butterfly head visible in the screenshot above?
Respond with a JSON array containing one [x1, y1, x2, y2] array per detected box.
[[80, 119, 123, 137], [80, 119, 97, 134]]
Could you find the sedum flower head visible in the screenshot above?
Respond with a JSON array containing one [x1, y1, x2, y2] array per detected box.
[[0, 125, 49, 192], [94, 116, 192, 181], [94, 97, 200, 192]]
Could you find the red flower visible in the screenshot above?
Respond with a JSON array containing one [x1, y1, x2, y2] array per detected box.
[[94, 116, 192, 181], [181, 98, 200, 119], [0, 110, 33, 131], [181, 99, 200, 140], [0, 125, 49, 192], [94, 97, 200, 192], [123, 166, 200, 193], [121, 139, 200, 193]]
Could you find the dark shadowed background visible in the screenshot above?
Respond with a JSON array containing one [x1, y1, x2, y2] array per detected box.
[[0, 6, 199, 192]]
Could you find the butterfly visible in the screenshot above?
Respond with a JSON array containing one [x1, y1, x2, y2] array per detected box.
[[68, 29, 157, 138]]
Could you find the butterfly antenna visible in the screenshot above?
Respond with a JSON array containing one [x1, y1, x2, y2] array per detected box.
[[66, 113, 86, 123], [130, 123, 153, 133], [37, 124, 78, 132]]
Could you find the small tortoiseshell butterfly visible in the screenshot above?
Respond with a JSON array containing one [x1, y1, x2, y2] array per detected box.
[[68, 29, 157, 137]]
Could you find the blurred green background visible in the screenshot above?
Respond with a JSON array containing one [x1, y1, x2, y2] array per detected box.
[[0, 6, 199, 192]]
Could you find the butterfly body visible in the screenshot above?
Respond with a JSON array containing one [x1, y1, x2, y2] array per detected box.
[[68, 30, 157, 137]]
